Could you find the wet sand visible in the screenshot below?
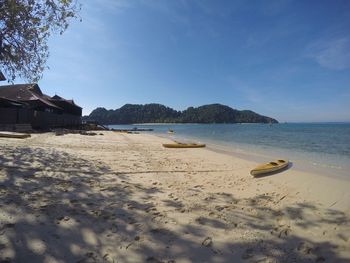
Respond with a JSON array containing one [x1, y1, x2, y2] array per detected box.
[[0, 131, 349, 262]]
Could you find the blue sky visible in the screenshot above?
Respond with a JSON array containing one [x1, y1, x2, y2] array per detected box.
[[35, 0, 350, 122]]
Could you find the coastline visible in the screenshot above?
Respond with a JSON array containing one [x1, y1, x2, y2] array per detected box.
[[154, 130, 350, 181], [109, 123, 350, 181], [1, 131, 349, 262], [153, 132, 350, 208]]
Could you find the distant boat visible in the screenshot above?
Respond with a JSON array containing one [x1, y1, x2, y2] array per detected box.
[[113, 128, 153, 132], [163, 142, 205, 148], [167, 129, 174, 134]]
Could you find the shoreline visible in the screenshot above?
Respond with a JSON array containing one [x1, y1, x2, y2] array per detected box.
[[1, 131, 349, 262], [153, 131, 350, 181], [108, 123, 350, 180], [152, 132, 350, 208]]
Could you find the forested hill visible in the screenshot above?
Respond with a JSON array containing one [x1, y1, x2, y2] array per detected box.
[[84, 103, 278, 124]]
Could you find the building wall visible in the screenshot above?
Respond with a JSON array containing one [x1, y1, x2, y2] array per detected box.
[[31, 110, 81, 128], [0, 108, 81, 128], [0, 108, 19, 124], [50, 100, 82, 116]]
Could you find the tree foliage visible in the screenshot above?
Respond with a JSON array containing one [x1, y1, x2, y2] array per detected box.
[[85, 103, 278, 124], [0, 0, 80, 81], [88, 104, 181, 124]]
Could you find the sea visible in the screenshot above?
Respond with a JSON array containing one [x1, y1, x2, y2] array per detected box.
[[108, 123, 350, 179]]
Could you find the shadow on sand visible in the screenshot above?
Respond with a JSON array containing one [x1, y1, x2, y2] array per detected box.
[[0, 146, 349, 262]]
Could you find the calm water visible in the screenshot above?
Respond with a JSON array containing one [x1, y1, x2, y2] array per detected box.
[[109, 123, 350, 178]]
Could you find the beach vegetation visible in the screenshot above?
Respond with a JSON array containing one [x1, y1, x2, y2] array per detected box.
[[0, 0, 81, 81]]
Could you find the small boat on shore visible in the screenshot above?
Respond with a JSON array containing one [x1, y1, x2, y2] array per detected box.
[[250, 159, 289, 176], [0, 132, 31, 139], [163, 142, 206, 148], [112, 128, 153, 132], [167, 129, 174, 134]]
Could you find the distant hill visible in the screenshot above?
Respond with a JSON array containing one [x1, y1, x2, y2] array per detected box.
[[84, 103, 278, 124]]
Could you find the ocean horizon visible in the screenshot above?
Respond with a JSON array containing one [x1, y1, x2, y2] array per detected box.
[[109, 122, 350, 179]]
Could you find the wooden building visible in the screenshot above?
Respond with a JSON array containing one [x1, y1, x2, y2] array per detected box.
[[0, 83, 82, 130]]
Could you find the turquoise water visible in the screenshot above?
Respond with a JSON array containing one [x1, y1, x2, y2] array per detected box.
[[109, 123, 350, 178]]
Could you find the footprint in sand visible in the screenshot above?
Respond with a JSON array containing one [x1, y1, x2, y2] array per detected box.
[[110, 223, 118, 233], [3, 223, 15, 229], [297, 241, 314, 255], [271, 225, 291, 238], [126, 203, 135, 210], [76, 252, 98, 263], [146, 207, 157, 213], [146, 256, 164, 263], [202, 237, 213, 247], [241, 248, 254, 260]]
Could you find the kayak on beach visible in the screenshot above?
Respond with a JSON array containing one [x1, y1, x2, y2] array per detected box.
[[163, 142, 206, 148], [0, 132, 31, 139], [250, 159, 289, 176]]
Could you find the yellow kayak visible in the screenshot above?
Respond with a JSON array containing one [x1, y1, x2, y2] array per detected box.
[[163, 142, 206, 148], [0, 132, 31, 139], [250, 159, 289, 176]]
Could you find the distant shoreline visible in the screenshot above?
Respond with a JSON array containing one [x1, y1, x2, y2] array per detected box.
[[108, 122, 350, 125], [109, 122, 275, 125]]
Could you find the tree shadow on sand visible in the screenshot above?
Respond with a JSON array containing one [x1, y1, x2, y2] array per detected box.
[[0, 145, 163, 262], [0, 145, 349, 262]]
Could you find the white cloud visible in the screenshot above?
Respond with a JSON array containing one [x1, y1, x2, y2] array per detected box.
[[307, 37, 350, 70]]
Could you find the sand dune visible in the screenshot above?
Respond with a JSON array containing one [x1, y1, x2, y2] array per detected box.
[[0, 132, 349, 262]]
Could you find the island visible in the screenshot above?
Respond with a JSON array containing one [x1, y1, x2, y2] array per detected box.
[[84, 103, 278, 124]]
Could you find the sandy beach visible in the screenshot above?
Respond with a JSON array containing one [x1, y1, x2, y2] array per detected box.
[[0, 131, 350, 263]]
